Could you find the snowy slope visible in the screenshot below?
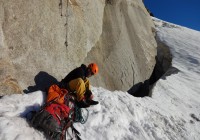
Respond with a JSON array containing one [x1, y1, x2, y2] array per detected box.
[[0, 18, 200, 140]]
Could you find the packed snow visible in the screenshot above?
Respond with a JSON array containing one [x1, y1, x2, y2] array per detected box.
[[0, 18, 200, 140]]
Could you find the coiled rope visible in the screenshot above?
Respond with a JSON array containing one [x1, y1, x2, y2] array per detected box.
[[74, 105, 89, 124]]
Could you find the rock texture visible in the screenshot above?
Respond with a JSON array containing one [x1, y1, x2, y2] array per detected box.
[[85, 0, 157, 90], [0, 0, 157, 95]]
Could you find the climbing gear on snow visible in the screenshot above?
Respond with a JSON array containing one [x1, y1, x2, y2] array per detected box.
[[74, 105, 89, 124]]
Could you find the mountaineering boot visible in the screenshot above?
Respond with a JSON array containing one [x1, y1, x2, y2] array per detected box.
[[87, 100, 99, 105]]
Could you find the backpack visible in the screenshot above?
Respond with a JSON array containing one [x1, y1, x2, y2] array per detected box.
[[31, 103, 72, 140], [30, 84, 87, 140], [46, 84, 68, 104], [45, 103, 70, 125]]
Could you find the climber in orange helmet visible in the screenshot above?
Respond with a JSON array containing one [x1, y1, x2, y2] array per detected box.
[[59, 63, 99, 108]]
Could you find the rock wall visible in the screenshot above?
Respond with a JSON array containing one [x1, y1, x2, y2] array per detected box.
[[84, 0, 157, 90], [0, 0, 157, 95]]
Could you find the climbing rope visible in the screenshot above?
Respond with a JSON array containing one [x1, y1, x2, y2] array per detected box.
[[74, 105, 89, 124], [59, 0, 63, 16], [59, 0, 69, 47], [65, 0, 69, 47]]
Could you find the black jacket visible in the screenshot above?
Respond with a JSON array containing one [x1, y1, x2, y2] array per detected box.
[[61, 64, 87, 85]]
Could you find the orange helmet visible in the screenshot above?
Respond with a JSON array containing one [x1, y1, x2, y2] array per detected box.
[[88, 63, 99, 75]]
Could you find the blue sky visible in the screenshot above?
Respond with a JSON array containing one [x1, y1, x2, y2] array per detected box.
[[143, 0, 200, 31]]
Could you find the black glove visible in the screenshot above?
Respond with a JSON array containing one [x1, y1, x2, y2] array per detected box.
[[76, 100, 90, 108], [84, 90, 92, 99], [85, 90, 99, 106], [86, 100, 99, 106]]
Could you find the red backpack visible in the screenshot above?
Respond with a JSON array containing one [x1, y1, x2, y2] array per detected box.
[[31, 84, 84, 140], [45, 103, 70, 125]]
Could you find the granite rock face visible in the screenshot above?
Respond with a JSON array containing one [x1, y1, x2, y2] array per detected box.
[[0, 0, 156, 95], [84, 0, 157, 90]]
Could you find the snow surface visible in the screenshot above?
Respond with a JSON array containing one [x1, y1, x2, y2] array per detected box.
[[0, 18, 200, 140]]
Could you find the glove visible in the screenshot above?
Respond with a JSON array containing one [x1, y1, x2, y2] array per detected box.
[[85, 90, 99, 106], [87, 100, 99, 106], [84, 90, 92, 99], [76, 100, 90, 108]]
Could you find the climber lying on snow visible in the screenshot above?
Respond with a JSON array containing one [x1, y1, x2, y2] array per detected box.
[[31, 63, 99, 140]]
